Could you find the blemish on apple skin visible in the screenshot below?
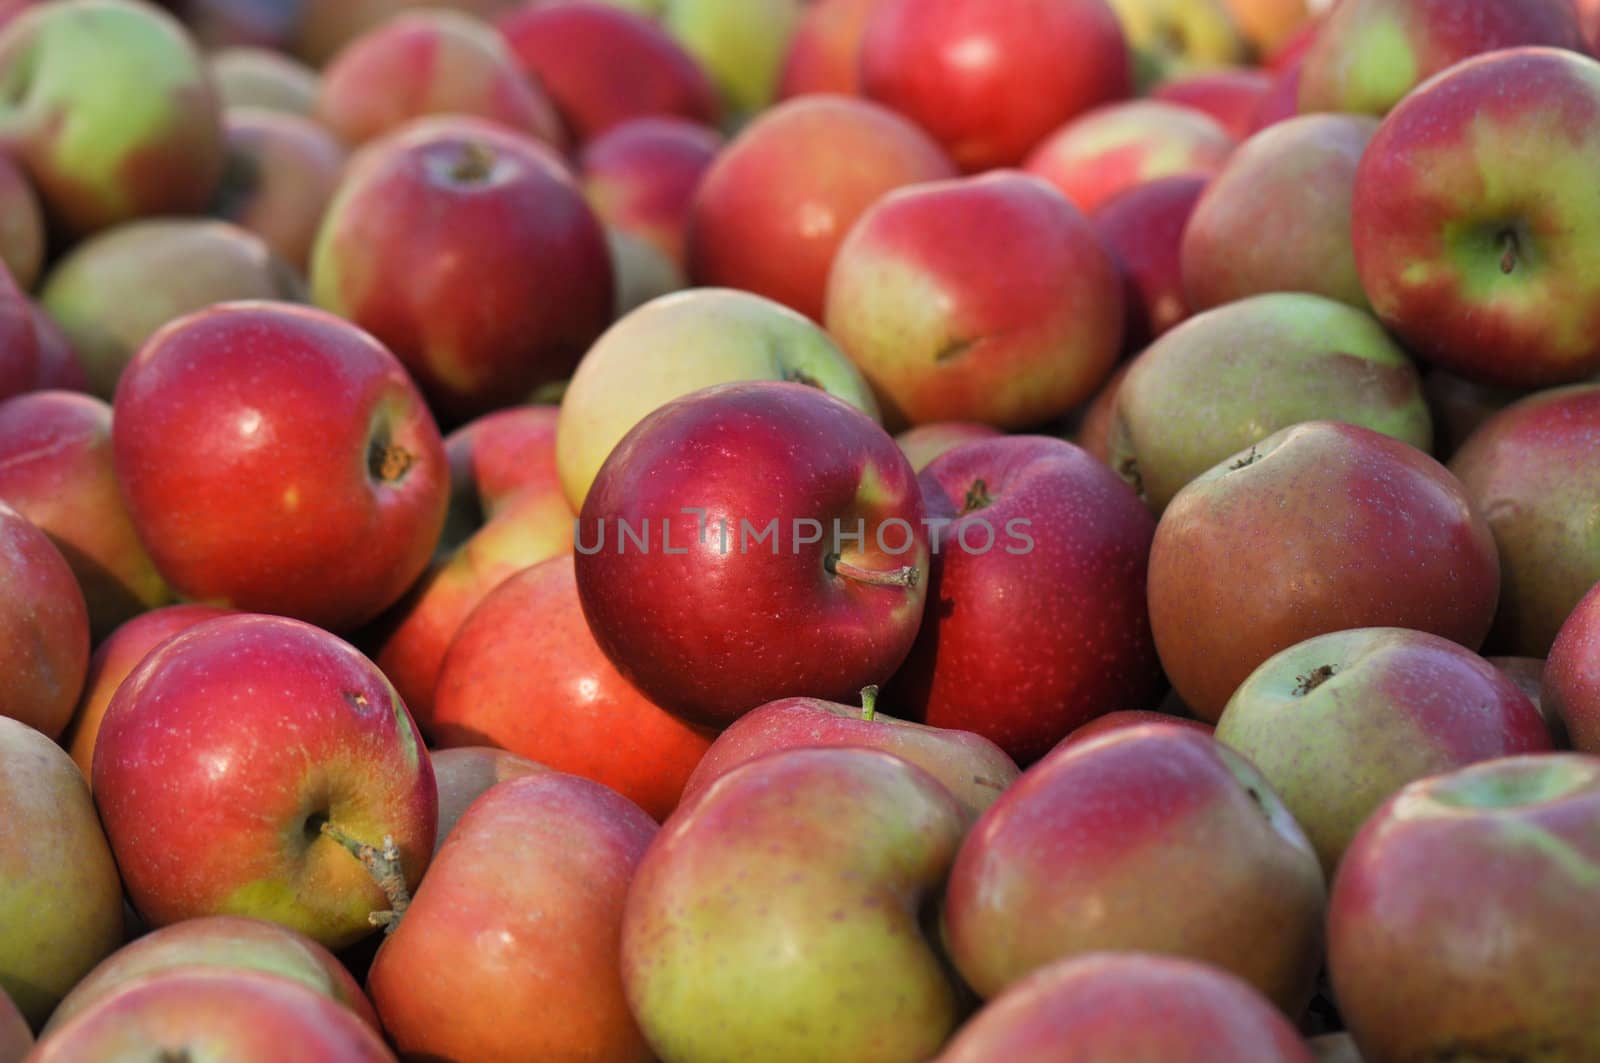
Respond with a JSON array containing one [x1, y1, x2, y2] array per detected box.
[[343, 690, 371, 713]]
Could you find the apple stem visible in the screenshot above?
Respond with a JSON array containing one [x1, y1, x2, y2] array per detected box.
[[320, 822, 412, 933], [860, 684, 879, 722], [1500, 229, 1520, 275], [961, 479, 993, 514], [829, 555, 920, 589], [368, 439, 414, 484], [451, 140, 497, 183]]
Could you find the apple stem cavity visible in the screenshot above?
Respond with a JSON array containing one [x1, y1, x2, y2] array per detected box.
[[450, 140, 498, 184], [961, 479, 994, 514], [367, 433, 414, 485], [860, 684, 880, 722], [1292, 665, 1338, 696], [827, 554, 920, 589], [320, 822, 412, 933]]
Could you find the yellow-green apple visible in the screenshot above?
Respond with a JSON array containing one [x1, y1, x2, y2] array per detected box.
[[208, 46, 319, 115], [40, 218, 304, 400], [677, 687, 1020, 821], [1023, 99, 1235, 215], [42, 915, 378, 1035], [433, 554, 714, 820], [1352, 47, 1600, 388], [622, 746, 968, 1061], [825, 171, 1125, 430], [0, 0, 225, 236], [0, 991, 25, 1063], [659, 0, 802, 118], [295, 0, 524, 67], [941, 723, 1326, 1012], [0, 501, 88, 739], [111, 302, 449, 634], [1057, 708, 1213, 748], [64, 603, 232, 785], [686, 94, 955, 323], [894, 421, 1003, 473], [27, 969, 397, 1062], [1328, 754, 1600, 1060], [888, 436, 1162, 764], [859, 0, 1133, 173], [24, 302, 86, 393], [0, 715, 123, 1027], [1090, 173, 1208, 348], [579, 115, 722, 272], [92, 613, 437, 948], [499, 0, 719, 143], [1215, 627, 1553, 874], [428, 746, 545, 851], [1541, 579, 1600, 753], [1182, 113, 1377, 311], [311, 116, 612, 424], [366, 772, 656, 1062], [1148, 421, 1500, 721], [777, 0, 879, 98], [1152, 67, 1275, 138], [940, 953, 1316, 1063], [0, 390, 170, 638], [1299, 0, 1585, 117], [314, 10, 564, 149], [0, 154, 41, 290], [1106, 293, 1431, 514], [213, 108, 347, 271], [575, 381, 928, 728], [1105, 0, 1250, 90], [555, 287, 878, 510]]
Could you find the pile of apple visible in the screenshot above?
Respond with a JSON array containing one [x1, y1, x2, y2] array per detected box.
[[5, 0, 1600, 1059]]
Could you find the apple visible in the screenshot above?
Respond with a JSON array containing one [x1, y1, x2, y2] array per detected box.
[[0, 715, 123, 1028], [940, 952, 1315, 1063], [112, 302, 449, 634], [777, 0, 880, 98], [859, 0, 1133, 173], [0, 501, 88, 740], [25, 302, 87, 393], [366, 772, 657, 1062], [432, 553, 716, 821], [622, 746, 969, 1061], [1540, 579, 1600, 753], [0, 990, 25, 1063], [1352, 47, 1600, 389], [659, 0, 803, 118], [294, 0, 525, 66], [1421, 366, 1529, 462], [1089, 173, 1208, 348], [1215, 626, 1553, 874], [1105, 0, 1250, 90], [1489, 655, 1563, 746], [575, 380, 928, 729], [0, 0, 226, 236], [1056, 708, 1213, 748], [894, 421, 1004, 473], [555, 287, 879, 511], [213, 108, 347, 272], [1023, 99, 1235, 215], [499, 0, 719, 143], [825, 171, 1125, 430], [1148, 420, 1501, 721], [889, 435, 1163, 764], [1073, 360, 1131, 463], [1106, 293, 1431, 514], [1252, 53, 1307, 131], [1223, 0, 1316, 54], [311, 115, 612, 424], [176, 0, 299, 51], [428, 746, 545, 851], [208, 46, 319, 115], [602, 223, 686, 317], [686, 93, 955, 323], [578, 115, 723, 273], [1181, 113, 1377, 311], [92, 613, 438, 949], [941, 723, 1326, 1013], [39, 218, 304, 400], [1328, 753, 1600, 1060], [0, 153, 41, 291], [1308, 1033, 1364, 1063], [1152, 67, 1275, 139], [1299, 0, 1586, 117]]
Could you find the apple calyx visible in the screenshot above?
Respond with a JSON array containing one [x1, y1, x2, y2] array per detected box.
[[320, 822, 412, 934], [826, 553, 920, 589], [860, 684, 880, 722], [1228, 446, 1261, 471], [1499, 227, 1522, 276], [1292, 664, 1337, 696], [367, 432, 415, 485], [450, 140, 498, 184], [960, 479, 994, 514]]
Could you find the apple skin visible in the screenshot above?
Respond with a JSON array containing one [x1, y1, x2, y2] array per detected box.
[[777, 0, 880, 98], [0, 501, 89, 740], [941, 723, 1327, 1014], [294, 0, 526, 67], [556, 287, 879, 511], [1056, 708, 1213, 749], [687, 94, 956, 323], [1540, 579, 1600, 754], [1489, 655, 1564, 747], [42, 915, 379, 1035], [1023, 100, 1235, 215], [428, 746, 545, 852], [0, 251, 37, 406], [0, 990, 26, 1063], [659, 0, 803, 118], [111, 302, 449, 634], [1152, 67, 1275, 139], [432, 554, 716, 821], [26, 969, 397, 1062], [1215, 626, 1553, 875], [315, 9, 564, 150], [0, 715, 123, 1028], [0, 152, 42, 291], [939, 952, 1315, 1063], [1148, 420, 1501, 722], [1073, 360, 1130, 463], [1353, 47, 1600, 389], [208, 46, 320, 115], [92, 613, 438, 950], [677, 691, 1021, 821], [1328, 753, 1600, 1060], [894, 421, 1004, 473], [622, 746, 969, 1062], [889, 435, 1163, 765], [1106, 0, 1250, 91], [25, 302, 87, 394], [1182, 113, 1377, 312], [578, 115, 723, 273], [312, 117, 612, 424], [859, 0, 1132, 173], [576, 380, 928, 729], [1107, 293, 1432, 514], [1089, 173, 1208, 348], [213, 107, 347, 271], [39, 218, 304, 400], [825, 171, 1126, 430], [1448, 383, 1600, 657], [0, 0, 226, 237], [499, 0, 719, 143], [366, 772, 657, 1063], [1299, 0, 1586, 117]]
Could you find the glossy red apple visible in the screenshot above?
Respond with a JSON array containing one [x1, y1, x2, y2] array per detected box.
[[1057, 708, 1212, 748]]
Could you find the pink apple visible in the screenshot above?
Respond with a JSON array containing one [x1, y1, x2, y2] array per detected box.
[[1152, 67, 1275, 139], [1090, 173, 1208, 347], [777, 0, 880, 98], [579, 115, 722, 272], [0, 501, 88, 739], [0, 990, 25, 1063], [1057, 708, 1213, 749]]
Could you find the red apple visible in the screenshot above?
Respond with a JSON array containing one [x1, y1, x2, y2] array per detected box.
[[428, 746, 545, 851], [214, 107, 347, 271], [0, 263, 35, 404], [111, 302, 449, 634], [894, 421, 1004, 473], [25, 301, 87, 393], [0, 501, 88, 739], [1152, 67, 1275, 139], [1541, 579, 1600, 753], [1090, 173, 1208, 347], [1056, 708, 1212, 748], [579, 115, 722, 272], [777, 0, 880, 98]]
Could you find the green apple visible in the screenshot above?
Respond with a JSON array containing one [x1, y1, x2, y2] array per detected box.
[[661, 0, 803, 119]]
